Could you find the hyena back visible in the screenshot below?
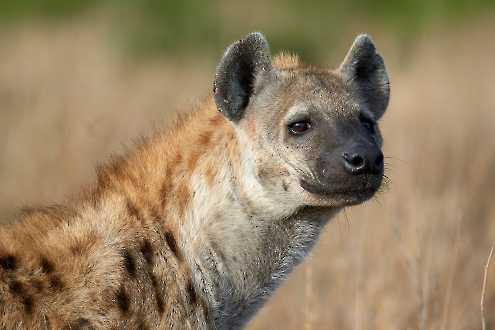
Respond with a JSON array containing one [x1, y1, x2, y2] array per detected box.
[[0, 32, 389, 329]]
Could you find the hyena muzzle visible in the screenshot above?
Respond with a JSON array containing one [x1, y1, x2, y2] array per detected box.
[[0, 32, 389, 329]]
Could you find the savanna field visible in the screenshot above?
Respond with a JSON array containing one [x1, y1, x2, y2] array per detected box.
[[1, 10, 495, 330]]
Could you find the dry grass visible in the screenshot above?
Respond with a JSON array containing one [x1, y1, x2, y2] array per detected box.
[[482, 242, 495, 330], [0, 18, 494, 329]]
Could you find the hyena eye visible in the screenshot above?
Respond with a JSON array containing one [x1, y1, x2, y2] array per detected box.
[[288, 120, 312, 136], [359, 114, 375, 133]]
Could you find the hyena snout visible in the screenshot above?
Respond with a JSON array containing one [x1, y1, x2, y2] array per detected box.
[[342, 144, 384, 175]]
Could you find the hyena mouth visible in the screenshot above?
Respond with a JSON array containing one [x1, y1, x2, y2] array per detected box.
[[300, 176, 382, 204]]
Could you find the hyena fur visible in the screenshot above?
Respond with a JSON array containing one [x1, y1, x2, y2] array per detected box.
[[0, 32, 389, 329]]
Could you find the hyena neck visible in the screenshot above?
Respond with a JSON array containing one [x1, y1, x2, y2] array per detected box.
[[175, 115, 336, 328], [97, 99, 336, 328]]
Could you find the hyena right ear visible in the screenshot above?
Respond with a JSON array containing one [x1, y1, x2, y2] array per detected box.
[[339, 35, 390, 119], [214, 32, 272, 122]]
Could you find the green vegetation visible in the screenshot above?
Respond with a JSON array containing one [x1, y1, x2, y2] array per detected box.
[[0, 0, 494, 60]]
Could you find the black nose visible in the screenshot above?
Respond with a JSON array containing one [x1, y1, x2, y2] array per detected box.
[[342, 147, 383, 175]]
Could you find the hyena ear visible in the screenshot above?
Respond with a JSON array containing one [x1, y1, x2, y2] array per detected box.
[[339, 35, 390, 119], [214, 32, 272, 122]]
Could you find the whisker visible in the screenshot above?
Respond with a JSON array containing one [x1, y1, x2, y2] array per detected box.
[[383, 155, 409, 165], [343, 208, 352, 232]]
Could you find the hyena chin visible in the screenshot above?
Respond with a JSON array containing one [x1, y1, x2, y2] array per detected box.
[[0, 33, 389, 329]]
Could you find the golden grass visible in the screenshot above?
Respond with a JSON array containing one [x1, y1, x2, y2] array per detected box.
[[481, 242, 495, 330], [0, 18, 494, 329]]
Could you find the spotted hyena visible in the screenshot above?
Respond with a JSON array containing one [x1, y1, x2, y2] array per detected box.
[[0, 32, 389, 329]]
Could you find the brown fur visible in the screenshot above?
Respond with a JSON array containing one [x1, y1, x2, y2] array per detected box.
[[0, 99, 229, 329]]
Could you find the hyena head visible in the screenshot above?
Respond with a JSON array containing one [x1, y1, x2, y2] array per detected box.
[[214, 32, 390, 210]]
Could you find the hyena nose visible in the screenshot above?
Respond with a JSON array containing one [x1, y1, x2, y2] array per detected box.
[[342, 147, 383, 175]]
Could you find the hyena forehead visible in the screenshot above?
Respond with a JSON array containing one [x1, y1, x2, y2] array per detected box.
[[259, 67, 363, 122]]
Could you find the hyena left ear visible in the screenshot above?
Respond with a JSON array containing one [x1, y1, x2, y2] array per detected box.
[[214, 32, 272, 122], [339, 35, 390, 119]]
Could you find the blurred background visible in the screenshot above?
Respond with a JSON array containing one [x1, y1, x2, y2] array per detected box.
[[1, 1, 495, 329]]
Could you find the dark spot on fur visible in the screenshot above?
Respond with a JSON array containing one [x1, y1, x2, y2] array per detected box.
[[116, 287, 130, 314], [9, 280, 34, 313], [65, 318, 94, 330], [186, 280, 197, 305], [22, 295, 34, 314], [40, 257, 54, 273], [122, 249, 137, 277], [164, 231, 181, 260], [49, 275, 64, 290], [0, 255, 17, 271], [155, 295, 165, 316], [140, 240, 153, 266], [150, 274, 164, 315], [9, 280, 25, 296], [45, 316, 52, 329], [282, 181, 288, 192]]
